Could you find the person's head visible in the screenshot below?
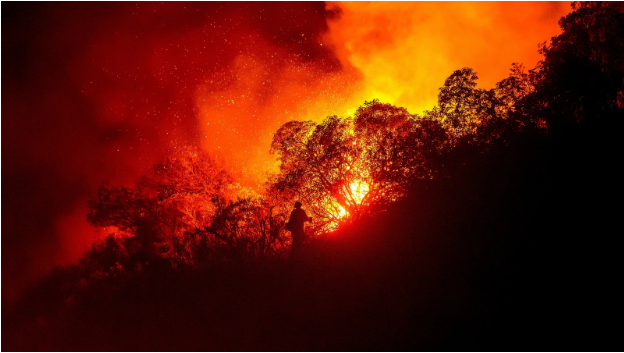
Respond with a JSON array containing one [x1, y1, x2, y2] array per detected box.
[[294, 201, 302, 209]]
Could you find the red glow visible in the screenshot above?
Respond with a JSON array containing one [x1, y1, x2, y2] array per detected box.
[[2, 2, 571, 299]]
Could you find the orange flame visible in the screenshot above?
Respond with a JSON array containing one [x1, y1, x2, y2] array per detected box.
[[333, 180, 370, 225], [323, 1, 570, 115]]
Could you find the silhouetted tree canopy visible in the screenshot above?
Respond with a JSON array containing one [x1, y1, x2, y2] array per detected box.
[[528, 1, 624, 131], [87, 146, 237, 266], [270, 101, 448, 233], [200, 196, 289, 261]]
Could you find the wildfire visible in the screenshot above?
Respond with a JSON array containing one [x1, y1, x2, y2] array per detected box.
[[334, 180, 370, 221], [349, 180, 369, 205]]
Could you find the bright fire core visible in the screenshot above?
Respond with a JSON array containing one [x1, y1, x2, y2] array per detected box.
[[335, 180, 370, 220]]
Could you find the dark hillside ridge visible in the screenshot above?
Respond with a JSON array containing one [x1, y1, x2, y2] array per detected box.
[[3, 123, 621, 351]]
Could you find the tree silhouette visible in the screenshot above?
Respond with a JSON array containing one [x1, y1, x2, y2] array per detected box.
[[80, 234, 131, 277], [87, 146, 235, 266], [354, 100, 447, 192], [270, 116, 361, 232], [197, 196, 289, 261], [426, 67, 496, 139], [270, 101, 448, 233], [528, 1, 624, 131]]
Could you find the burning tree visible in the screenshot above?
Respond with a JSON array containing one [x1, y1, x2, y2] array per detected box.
[[269, 100, 448, 233], [423, 63, 543, 153], [88, 146, 241, 266], [87, 144, 292, 270], [195, 197, 289, 262], [354, 100, 448, 188], [269, 116, 362, 232]]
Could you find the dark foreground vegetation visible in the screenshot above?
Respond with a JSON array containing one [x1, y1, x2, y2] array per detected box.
[[3, 3, 623, 351]]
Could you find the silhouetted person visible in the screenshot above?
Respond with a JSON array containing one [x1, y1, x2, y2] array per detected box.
[[287, 201, 312, 254]]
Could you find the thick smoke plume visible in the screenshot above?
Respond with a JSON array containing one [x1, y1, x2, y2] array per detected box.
[[324, 2, 570, 114]]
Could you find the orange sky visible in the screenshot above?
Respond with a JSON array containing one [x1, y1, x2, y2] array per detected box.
[[325, 1, 570, 113]]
